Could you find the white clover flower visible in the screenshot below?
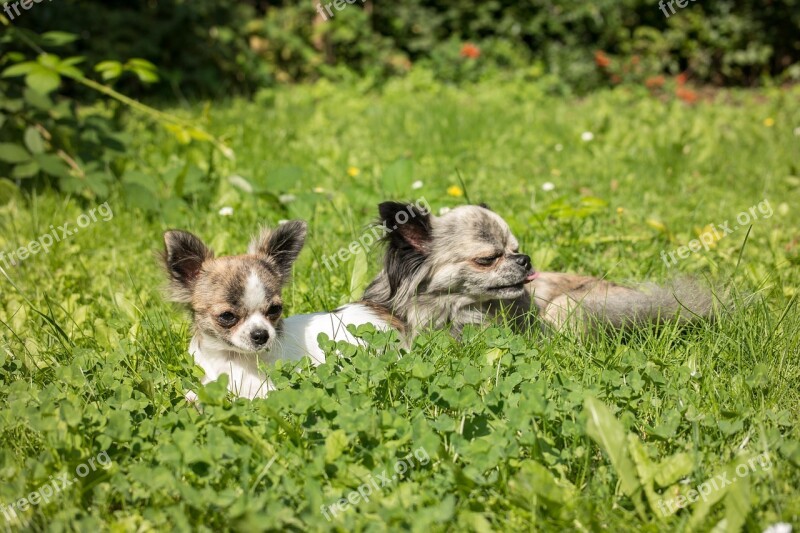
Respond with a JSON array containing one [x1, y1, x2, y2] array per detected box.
[[554, 143, 564, 152], [411, 180, 424, 190], [581, 131, 594, 142], [438, 207, 451, 215], [763, 523, 792, 533], [218, 206, 234, 217], [794, 127, 800, 137], [278, 219, 289, 225], [542, 182, 556, 192], [279, 194, 296, 204]]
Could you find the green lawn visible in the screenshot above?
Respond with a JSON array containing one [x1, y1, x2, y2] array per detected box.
[[1, 76, 799, 531]]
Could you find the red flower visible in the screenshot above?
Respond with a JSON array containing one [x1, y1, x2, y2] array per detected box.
[[676, 72, 688, 86], [460, 43, 481, 59], [645, 75, 666, 89], [594, 50, 611, 68], [676, 87, 698, 104]]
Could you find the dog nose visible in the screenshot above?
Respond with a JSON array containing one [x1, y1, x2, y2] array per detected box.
[[250, 329, 270, 346], [512, 254, 532, 270]]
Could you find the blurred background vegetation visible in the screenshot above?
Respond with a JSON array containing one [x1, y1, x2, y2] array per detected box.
[[7, 0, 800, 97], [1, 0, 799, 203]]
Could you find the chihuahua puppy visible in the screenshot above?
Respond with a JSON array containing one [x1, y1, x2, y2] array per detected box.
[[361, 202, 712, 337], [163, 221, 310, 399], [163, 221, 394, 399]]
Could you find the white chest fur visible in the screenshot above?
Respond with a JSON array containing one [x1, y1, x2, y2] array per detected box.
[[187, 304, 391, 399]]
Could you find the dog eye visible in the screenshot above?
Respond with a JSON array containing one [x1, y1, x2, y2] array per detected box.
[[217, 312, 238, 328], [474, 254, 501, 266], [267, 304, 283, 318]]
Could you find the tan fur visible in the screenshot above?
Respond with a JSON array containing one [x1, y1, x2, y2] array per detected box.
[[365, 203, 714, 339], [526, 272, 713, 333]]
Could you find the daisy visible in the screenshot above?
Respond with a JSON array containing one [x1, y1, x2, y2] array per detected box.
[[542, 182, 555, 192], [218, 206, 234, 217], [581, 131, 594, 142]]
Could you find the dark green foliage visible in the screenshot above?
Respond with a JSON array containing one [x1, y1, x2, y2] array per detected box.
[[12, 0, 800, 96]]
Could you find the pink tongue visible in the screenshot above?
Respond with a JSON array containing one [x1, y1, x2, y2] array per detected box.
[[525, 271, 540, 282]]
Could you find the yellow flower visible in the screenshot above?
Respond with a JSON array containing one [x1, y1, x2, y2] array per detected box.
[[347, 166, 360, 177], [447, 185, 464, 197], [313, 186, 325, 193], [763, 117, 775, 127], [616, 207, 624, 214], [696, 224, 723, 248]]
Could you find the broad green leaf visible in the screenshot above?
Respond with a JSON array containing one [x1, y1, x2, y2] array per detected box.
[[131, 67, 159, 84], [508, 460, 573, 506], [23, 87, 53, 110], [24, 127, 45, 154], [126, 58, 158, 71], [41, 31, 78, 46], [105, 410, 132, 441], [35, 153, 71, 178], [11, 161, 39, 179], [26, 67, 60, 94], [86, 172, 111, 197], [95, 60, 122, 81], [0, 143, 31, 164], [654, 452, 694, 487], [123, 182, 160, 213], [38, 53, 60, 68], [1, 61, 37, 78], [55, 64, 83, 79], [348, 245, 369, 300], [584, 397, 642, 498], [724, 474, 751, 532], [60, 56, 85, 67], [324, 430, 348, 462]]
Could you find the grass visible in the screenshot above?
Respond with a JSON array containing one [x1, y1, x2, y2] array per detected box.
[[1, 75, 799, 531]]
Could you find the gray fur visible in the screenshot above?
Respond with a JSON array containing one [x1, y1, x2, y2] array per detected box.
[[364, 203, 714, 338]]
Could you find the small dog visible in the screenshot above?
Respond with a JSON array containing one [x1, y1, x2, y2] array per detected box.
[[163, 221, 394, 399], [361, 202, 713, 337]]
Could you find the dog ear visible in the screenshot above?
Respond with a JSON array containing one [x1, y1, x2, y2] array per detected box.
[[378, 201, 432, 254], [163, 230, 214, 302], [249, 220, 307, 280]]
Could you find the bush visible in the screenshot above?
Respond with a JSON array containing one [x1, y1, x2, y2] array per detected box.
[[11, 0, 800, 96]]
